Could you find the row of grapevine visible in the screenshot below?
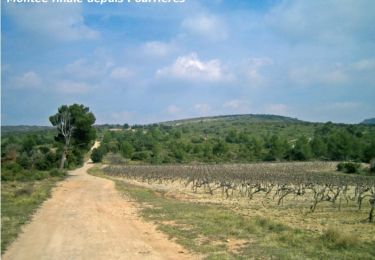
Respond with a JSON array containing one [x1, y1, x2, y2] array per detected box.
[[103, 162, 375, 222]]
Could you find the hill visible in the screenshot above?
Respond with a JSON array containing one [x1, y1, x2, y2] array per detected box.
[[1, 125, 53, 135], [161, 114, 303, 126], [361, 118, 375, 125]]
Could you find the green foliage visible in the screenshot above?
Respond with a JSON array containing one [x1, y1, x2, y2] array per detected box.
[[120, 141, 134, 158], [91, 148, 104, 163], [265, 135, 288, 161], [363, 141, 375, 162], [94, 118, 375, 165], [64, 104, 96, 148], [0, 124, 70, 180], [49, 169, 66, 177], [369, 158, 375, 173], [212, 139, 229, 156], [310, 136, 327, 159], [288, 136, 312, 161], [49, 104, 96, 168], [1, 162, 66, 182], [337, 162, 361, 174], [131, 151, 150, 161]]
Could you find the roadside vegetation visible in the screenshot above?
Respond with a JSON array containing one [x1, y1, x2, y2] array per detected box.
[[1, 175, 65, 253], [1, 104, 96, 254]]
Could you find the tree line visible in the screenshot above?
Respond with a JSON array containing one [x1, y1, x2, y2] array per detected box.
[[93, 121, 375, 169]]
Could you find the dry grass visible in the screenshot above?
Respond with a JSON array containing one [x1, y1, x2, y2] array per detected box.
[[1, 178, 63, 253], [322, 226, 358, 247], [107, 175, 375, 242]]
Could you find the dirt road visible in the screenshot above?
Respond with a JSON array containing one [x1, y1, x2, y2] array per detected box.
[[3, 160, 194, 260]]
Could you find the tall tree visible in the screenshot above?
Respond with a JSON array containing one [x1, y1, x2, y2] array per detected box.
[[50, 104, 96, 169]]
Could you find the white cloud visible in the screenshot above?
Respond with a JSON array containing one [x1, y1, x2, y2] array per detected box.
[[265, 104, 288, 116], [12, 71, 41, 88], [309, 102, 367, 123], [324, 102, 362, 110], [289, 66, 348, 86], [182, 14, 227, 41], [55, 80, 90, 94], [353, 59, 375, 71], [110, 67, 134, 80], [157, 53, 231, 82], [223, 100, 250, 113], [194, 104, 211, 115], [322, 69, 348, 85], [166, 105, 181, 115], [266, 0, 375, 44], [244, 58, 273, 86], [64, 55, 114, 81], [141, 41, 177, 57], [109, 111, 133, 122], [5, 3, 98, 41]]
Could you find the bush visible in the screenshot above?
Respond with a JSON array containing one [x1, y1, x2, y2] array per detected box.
[[1, 163, 27, 181], [32, 171, 49, 180], [91, 148, 104, 163], [2, 162, 23, 172], [1, 161, 66, 181], [67, 149, 85, 167], [337, 162, 361, 174], [322, 227, 358, 248], [16, 153, 32, 169], [1, 169, 16, 181], [49, 169, 66, 177], [131, 151, 150, 161], [370, 158, 375, 173]]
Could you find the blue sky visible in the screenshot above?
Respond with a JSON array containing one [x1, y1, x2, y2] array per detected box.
[[2, 0, 375, 125]]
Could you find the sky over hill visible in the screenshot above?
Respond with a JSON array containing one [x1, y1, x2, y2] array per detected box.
[[2, 0, 375, 125]]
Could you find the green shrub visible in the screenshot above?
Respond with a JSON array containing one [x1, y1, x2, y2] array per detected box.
[[35, 157, 51, 171], [1, 169, 15, 181], [68, 148, 85, 167], [337, 162, 361, 174], [32, 171, 49, 180], [16, 153, 32, 169], [3, 162, 23, 172], [131, 151, 150, 161], [1, 163, 27, 181], [49, 169, 66, 177], [1, 162, 66, 181], [370, 158, 375, 173], [91, 148, 104, 163]]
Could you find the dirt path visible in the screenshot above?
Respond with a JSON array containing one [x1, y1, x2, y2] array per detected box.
[[3, 160, 196, 260]]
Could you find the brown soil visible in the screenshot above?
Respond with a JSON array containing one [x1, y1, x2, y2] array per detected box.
[[3, 160, 198, 260]]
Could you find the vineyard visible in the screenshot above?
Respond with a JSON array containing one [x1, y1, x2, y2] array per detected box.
[[103, 162, 375, 223]]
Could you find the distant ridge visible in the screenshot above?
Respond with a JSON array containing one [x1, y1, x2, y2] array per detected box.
[[160, 114, 303, 126], [1, 125, 52, 134], [360, 118, 375, 125]]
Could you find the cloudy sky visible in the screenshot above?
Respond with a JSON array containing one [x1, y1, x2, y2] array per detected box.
[[2, 0, 375, 125]]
